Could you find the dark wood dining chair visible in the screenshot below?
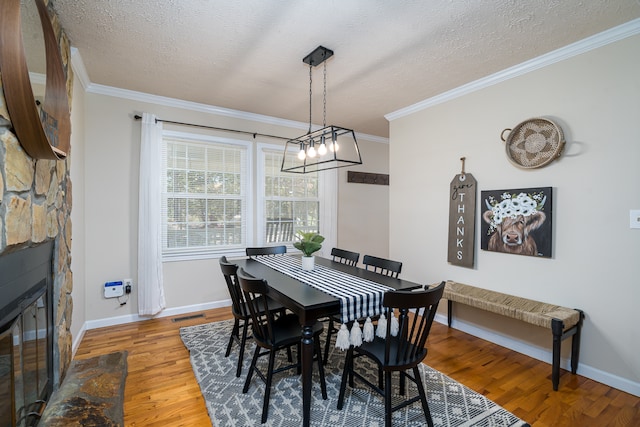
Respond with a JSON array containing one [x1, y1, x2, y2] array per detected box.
[[219, 256, 286, 378], [237, 268, 327, 423], [331, 247, 360, 266], [337, 282, 446, 427], [246, 245, 287, 257], [323, 247, 361, 363], [265, 218, 294, 243], [363, 254, 403, 278]]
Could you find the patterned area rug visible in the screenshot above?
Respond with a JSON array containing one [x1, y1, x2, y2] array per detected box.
[[180, 320, 529, 427], [40, 351, 128, 427]]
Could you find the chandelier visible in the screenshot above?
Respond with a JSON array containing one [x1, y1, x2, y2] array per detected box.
[[281, 46, 362, 174]]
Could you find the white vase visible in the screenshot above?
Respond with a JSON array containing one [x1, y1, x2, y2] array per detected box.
[[301, 256, 315, 271]]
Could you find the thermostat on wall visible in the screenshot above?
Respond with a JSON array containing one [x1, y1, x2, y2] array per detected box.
[[104, 281, 124, 298]]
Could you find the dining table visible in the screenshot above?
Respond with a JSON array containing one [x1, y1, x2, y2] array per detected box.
[[234, 255, 423, 427]]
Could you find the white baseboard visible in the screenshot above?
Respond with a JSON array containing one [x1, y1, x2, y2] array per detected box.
[[76, 299, 232, 340], [71, 323, 87, 357], [435, 313, 640, 397]]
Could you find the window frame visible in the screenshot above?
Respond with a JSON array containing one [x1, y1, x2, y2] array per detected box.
[[257, 142, 336, 254], [161, 130, 253, 261], [159, 134, 337, 262]]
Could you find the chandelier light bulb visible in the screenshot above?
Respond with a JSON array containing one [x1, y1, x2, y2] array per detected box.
[[298, 144, 306, 160], [307, 144, 316, 158], [318, 140, 327, 156], [330, 131, 339, 152]]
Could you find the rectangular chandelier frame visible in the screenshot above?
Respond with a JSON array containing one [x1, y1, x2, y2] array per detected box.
[[281, 125, 362, 174]]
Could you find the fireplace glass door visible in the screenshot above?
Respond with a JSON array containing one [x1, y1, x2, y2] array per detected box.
[[0, 288, 50, 427]]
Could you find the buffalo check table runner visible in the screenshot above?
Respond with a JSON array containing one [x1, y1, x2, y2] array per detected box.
[[253, 256, 394, 349]]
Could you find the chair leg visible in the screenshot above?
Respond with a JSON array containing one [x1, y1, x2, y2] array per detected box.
[[314, 336, 327, 399], [243, 345, 260, 393], [225, 318, 240, 357], [337, 347, 354, 410], [236, 320, 249, 378], [384, 371, 392, 427], [261, 349, 277, 424], [413, 366, 434, 427], [399, 371, 406, 396], [323, 317, 335, 365]]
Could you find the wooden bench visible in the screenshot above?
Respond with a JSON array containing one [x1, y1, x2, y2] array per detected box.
[[443, 281, 584, 390]]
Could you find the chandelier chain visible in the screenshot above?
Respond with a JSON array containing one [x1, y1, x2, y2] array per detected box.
[[323, 61, 327, 127], [308, 63, 313, 134]]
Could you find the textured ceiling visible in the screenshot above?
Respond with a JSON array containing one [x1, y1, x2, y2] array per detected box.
[[50, 0, 640, 138]]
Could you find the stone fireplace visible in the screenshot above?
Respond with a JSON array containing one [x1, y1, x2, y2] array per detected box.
[[0, 1, 74, 425], [0, 241, 54, 425]]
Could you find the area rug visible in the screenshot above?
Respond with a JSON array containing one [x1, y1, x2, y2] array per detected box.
[[40, 351, 128, 427], [180, 320, 529, 427]]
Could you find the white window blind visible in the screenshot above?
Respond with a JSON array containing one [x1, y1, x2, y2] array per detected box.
[[161, 132, 249, 258], [259, 146, 320, 245]]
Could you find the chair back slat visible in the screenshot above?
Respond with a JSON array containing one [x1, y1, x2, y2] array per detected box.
[[331, 247, 360, 266], [237, 268, 276, 347], [363, 254, 402, 278], [266, 219, 294, 243], [382, 282, 445, 366], [246, 245, 287, 257], [219, 256, 251, 318]]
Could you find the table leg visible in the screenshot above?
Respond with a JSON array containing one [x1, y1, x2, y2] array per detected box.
[[301, 324, 314, 427]]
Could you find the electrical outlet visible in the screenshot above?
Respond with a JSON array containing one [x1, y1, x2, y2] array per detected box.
[[123, 278, 133, 294]]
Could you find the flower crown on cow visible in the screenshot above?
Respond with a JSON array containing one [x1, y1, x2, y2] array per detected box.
[[485, 191, 547, 234]]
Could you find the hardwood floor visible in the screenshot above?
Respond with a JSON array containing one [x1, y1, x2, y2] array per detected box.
[[74, 307, 640, 426]]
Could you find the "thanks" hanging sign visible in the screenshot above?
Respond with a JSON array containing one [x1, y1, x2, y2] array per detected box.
[[447, 159, 476, 268]]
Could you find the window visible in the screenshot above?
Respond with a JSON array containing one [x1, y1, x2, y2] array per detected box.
[[161, 132, 250, 258], [260, 147, 320, 244], [160, 134, 336, 260]]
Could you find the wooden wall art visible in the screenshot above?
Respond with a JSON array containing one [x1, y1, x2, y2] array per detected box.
[[481, 186, 553, 258], [447, 158, 476, 268], [347, 171, 389, 185]]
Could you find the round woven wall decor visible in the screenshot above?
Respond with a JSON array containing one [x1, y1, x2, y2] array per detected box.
[[500, 118, 565, 169]]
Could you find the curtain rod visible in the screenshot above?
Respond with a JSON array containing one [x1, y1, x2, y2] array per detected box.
[[133, 114, 291, 141]]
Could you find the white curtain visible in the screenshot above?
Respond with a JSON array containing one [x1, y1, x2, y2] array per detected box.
[[319, 168, 338, 258], [137, 113, 166, 316]]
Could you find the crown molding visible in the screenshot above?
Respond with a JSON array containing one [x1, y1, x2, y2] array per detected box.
[[70, 47, 91, 90], [385, 18, 640, 122], [68, 48, 387, 144]]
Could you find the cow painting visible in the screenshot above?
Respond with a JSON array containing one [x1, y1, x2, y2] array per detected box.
[[480, 188, 552, 258]]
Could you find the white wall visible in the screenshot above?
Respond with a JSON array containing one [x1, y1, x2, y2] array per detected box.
[[388, 34, 640, 394], [337, 140, 390, 261], [77, 90, 389, 325]]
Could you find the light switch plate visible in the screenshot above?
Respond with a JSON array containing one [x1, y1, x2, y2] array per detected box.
[[630, 210, 640, 229]]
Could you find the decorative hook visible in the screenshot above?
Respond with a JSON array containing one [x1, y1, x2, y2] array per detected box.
[[460, 157, 466, 175]]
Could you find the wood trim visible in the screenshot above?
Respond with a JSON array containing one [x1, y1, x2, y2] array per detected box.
[[0, 0, 70, 159], [347, 171, 389, 185]]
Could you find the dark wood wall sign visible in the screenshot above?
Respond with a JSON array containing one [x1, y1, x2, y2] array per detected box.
[[0, 0, 70, 159], [347, 171, 389, 185], [447, 168, 476, 268]]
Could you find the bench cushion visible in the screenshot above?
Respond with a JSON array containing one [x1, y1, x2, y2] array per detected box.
[[443, 281, 580, 330]]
